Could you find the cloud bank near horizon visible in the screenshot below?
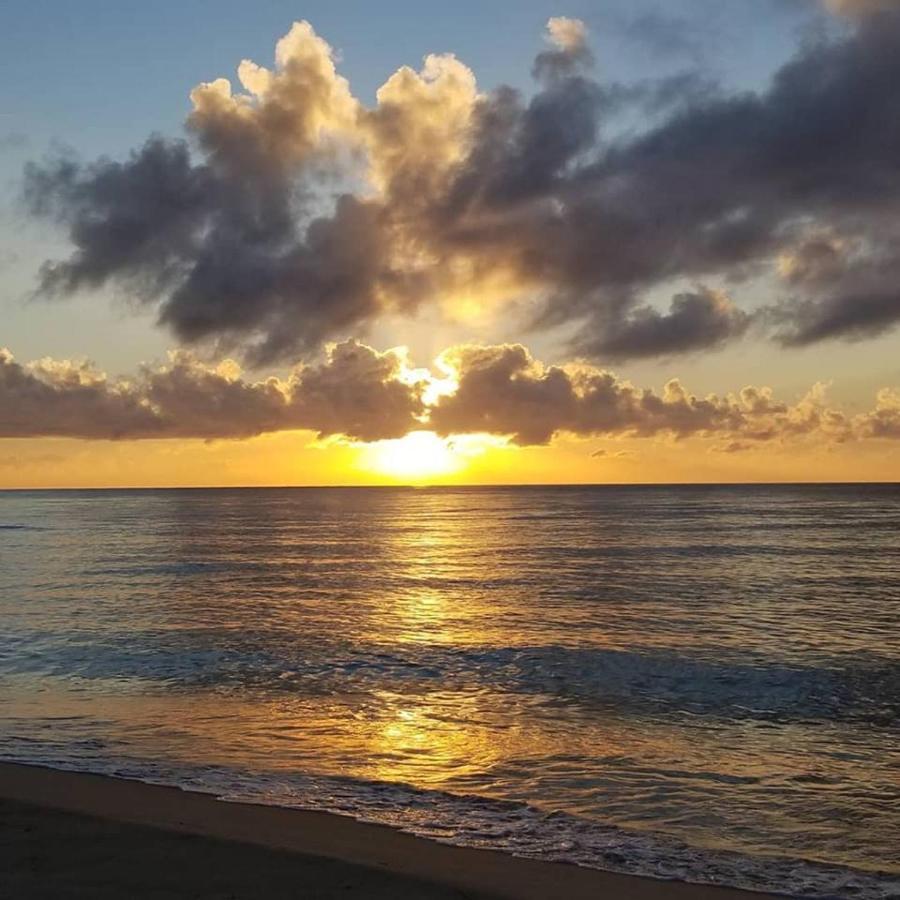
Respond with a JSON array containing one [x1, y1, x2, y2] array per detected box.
[[21, 4, 900, 365], [0, 341, 423, 443], [2, 342, 898, 449]]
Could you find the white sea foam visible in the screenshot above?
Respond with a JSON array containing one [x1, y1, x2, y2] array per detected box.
[[2, 748, 898, 899]]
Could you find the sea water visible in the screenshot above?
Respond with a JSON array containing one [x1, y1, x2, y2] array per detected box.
[[1, 485, 898, 897]]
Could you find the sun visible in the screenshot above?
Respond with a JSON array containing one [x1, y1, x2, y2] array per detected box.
[[360, 431, 464, 482]]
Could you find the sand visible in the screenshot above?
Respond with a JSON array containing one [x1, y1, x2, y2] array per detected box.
[[0, 761, 778, 899]]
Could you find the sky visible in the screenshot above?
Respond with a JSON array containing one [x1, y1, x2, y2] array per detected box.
[[2, 0, 900, 487]]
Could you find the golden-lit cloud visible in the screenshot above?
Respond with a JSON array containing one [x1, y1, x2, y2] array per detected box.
[[3, 342, 897, 461], [428, 343, 864, 447], [857, 388, 900, 439], [533, 16, 594, 80], [189, 20, 359, 173], [546, 16, 589, 53], [365, 53, 478, 197], [0, 341, 422, 442]]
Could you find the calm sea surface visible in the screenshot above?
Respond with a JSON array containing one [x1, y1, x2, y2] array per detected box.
[[1, 485, 898, 897]]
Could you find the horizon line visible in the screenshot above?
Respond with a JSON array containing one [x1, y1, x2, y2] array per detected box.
[[2, 480, 898, 492]]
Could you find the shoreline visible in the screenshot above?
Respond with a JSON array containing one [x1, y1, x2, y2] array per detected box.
[[0, 761, 777, 899], [2, 482, 897, 492]]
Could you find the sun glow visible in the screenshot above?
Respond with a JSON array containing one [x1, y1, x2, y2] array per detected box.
[[360, 431, 464, 481]]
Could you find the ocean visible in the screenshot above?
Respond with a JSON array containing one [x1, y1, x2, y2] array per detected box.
[[1, 485, 898, 897]]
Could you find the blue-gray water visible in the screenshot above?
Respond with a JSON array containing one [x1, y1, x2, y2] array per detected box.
[[1, 485, 898, 897]]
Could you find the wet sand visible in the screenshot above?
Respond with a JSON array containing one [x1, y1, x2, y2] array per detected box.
[[0, 762, 777, 899]]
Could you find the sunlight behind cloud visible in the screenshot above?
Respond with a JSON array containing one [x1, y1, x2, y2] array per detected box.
[[355, 430, 508, 482], [358, 431, 464, 481]]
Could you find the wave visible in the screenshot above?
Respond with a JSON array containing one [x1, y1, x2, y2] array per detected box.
[[4, 632, 897, 727], [0, 745, 896, 899]]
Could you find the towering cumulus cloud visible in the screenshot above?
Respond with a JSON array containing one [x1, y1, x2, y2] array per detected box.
[[23, 8, 900, 362]]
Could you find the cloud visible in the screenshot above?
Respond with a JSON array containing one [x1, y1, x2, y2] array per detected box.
[[769, 240, 900, 345], [4, 340, 898, 450], [766, 226, 900, 345], [0, 341, 423, 442], [486, 9, 900, 353], [532, 17, 594, 82], [711, 441, 756, 454], [285, 339, 426, 441], [579, 287, 751, 359], [823, 0, 897, 18], [856, 388, 900, 439], [188, 21, 358, 176], [22, 12, 900, 361], [428, 344, 578, 444], [0, 350, 161, 440], [428, 343, 862, 446], [23, 24, 394, 366], [591, 448, 635, 459], [445, 8, 900, 351]]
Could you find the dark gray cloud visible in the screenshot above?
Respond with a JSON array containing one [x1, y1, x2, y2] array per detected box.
[[24, 138, 401, 367], [711, 441, 755, 454], [285, 338, 426, 441], [430, 345, 578, 444], [26, 140, 215, 301], [428, 8, 900, 354], [579, 287, 751, 359], [769, 243, 900, 345], [0, 348, 162, 439], [0, 341, 423, 442], [23, 12, 900, 362]]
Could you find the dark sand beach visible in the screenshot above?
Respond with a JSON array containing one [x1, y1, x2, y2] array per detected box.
[[0, 762, 777, 899]]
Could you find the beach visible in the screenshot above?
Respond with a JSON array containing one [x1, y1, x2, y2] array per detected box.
[[0, 762, 778, 899]]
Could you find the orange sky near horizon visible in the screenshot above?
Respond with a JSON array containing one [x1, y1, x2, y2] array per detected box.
[[2, 430, 897, 489]]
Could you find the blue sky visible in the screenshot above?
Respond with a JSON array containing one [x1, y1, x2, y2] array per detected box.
[[2, 1, 813, 155]]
